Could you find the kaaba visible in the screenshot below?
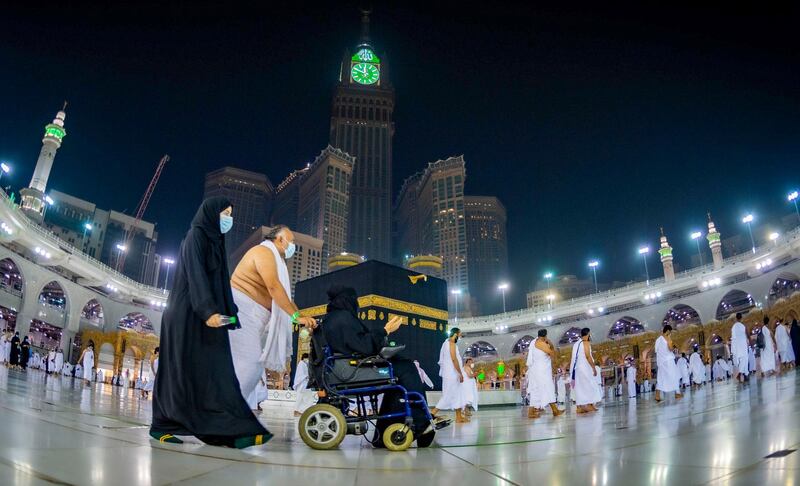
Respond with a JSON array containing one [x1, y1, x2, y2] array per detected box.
[[293, 260, 449, 390]]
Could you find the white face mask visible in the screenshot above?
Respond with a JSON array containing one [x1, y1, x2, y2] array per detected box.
[[220, 214, 233, 234], [284, 242, 296, 259]]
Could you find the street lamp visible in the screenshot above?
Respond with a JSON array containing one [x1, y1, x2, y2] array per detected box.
[[638, 246, 650, 285], [544, 272, 553, 290], [769, 232, 780, 246], [742, 214, 755, 254], [789, 191, 800, 222], [497, 283, 509, 314], [451, 288, 462, 323], [82, 223, 93, 249], [0, 162, 9, 188], [115, 243, 127, 271], [690, 231, 704, 266], [588, 260, 599, 293], [162, 257, 175, 293]]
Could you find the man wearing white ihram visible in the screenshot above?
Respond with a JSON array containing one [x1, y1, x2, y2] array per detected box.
[[757, 316, 777, 376], [431, 328, 468, 423], [655, 325, 682, 403], [570, 327, 598, 414], [526, 329, 564, 418], [730, 313, 750, 383], [626, 361, 637, 398], [775, 319, 796, 370], [228, 225, 318, 406], [689, 345, 705, 387]]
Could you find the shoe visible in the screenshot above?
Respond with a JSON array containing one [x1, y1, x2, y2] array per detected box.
[[233, 432, 274, 449], [149, 431, 184, 444]]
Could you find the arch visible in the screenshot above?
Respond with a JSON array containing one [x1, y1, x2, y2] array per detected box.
[[608, 316, 645, 340], [662, 304, 702, 329], [768, 272, 800, 303], [80, 299, 105, 327], [118, 312, 154, 335], [39, 281, 68, 309], [511, 335, 534, 354], [463, 341, 499, 361], [559, 327, 582, 346], [97, 342, 116, 375], [715, 289, 754, 320], [0, 257, 25, 298]]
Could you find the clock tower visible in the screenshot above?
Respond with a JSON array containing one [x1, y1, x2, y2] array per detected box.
[[330, 9, 394, 262]]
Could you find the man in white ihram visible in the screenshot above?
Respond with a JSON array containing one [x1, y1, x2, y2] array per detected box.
[[730, 313, 749, 383], [689, 346, 705, 387], [229, 225, 318, 406], [293, 353, 315, 416], [430, 328, 468, 423], [626, 360, 637, 398]]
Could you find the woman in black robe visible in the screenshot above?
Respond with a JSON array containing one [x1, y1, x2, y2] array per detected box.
[[150, 197, 270, 448], [791, 319, 800, 365], [321, 285, 437, 447], [19, 336, 30, 370], [9, 331, 20, 368]]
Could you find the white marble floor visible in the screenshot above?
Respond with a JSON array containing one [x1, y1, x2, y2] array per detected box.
[[0, 366, 797, 486]]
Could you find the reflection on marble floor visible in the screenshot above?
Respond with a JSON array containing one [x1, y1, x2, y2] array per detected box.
[[0, 367, 797, 485]]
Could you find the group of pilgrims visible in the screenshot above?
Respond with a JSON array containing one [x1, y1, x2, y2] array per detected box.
[[432, 311, 799, 419], [1, 329, 160, 398]]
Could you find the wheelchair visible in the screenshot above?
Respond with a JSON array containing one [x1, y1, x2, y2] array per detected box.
[[298, 323, 446, 451]]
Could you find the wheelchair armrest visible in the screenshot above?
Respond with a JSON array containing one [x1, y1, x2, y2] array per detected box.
[[378, 345, 405, 360]]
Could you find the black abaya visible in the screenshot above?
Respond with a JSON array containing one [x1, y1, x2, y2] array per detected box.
[[151, 197, 267, 441], [791, 320, 800, 364], [322, 286, 432, 445], [19, 338, 30, 369], [9, 335, 20, 366]]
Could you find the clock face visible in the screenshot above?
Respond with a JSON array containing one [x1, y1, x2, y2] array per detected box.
[[351, 62, 380, 85]]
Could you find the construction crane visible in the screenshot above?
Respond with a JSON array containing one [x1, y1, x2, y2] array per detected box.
[[117, 154, 169, 272]]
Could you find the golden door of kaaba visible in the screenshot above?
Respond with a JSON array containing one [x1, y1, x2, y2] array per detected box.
[[293, 260, 449, 389]]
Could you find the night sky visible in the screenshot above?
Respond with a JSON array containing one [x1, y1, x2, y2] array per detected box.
[[1, 3, 798, 311]]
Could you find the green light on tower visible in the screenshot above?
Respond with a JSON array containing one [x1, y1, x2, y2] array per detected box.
[[44, 124, 65, 142], [351, 48, 380, 63]]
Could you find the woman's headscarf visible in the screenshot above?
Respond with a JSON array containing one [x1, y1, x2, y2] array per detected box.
[[191, 196, 232, 240], [326, 285, 359, 319]]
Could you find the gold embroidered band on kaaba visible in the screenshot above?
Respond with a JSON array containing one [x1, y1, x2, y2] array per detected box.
[[299, 294, 448, 321]]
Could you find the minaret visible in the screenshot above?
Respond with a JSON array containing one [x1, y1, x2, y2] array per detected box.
[[20, 103, 67, 223], [360, 7, 371, 43], [706, 212, 723, 270], [658, 227, 675, 282]]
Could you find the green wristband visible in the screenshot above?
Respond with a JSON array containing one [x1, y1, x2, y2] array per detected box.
[[291, 311, 301, 323]]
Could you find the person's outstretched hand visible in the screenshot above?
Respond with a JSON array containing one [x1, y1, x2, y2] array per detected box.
[[297, 316, 318, 330]]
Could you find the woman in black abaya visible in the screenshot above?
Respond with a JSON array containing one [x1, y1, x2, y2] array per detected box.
[[150, 197, 270, 448]]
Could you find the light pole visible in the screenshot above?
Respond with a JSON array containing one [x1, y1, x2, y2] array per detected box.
[[451, 288, 462, 323], [769, 232, 779, 247], [742, 214, 755, 254], [638, 246, 650, 285], [115, 243, 127, 271], [546, 293, 556, 310], [691, 231, 704, 266], [82, 223, 92, 249], [43, 195, 54, 219], [0, 162, 10, 189], [498, 283, 509, 314], [162, 258, 175, 293], [789, 191, 800, 223], [544, 272, 553, 290], [588, 260, 599, 293]]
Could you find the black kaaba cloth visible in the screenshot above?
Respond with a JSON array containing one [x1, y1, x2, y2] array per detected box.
[[294, 260, 448, 389]]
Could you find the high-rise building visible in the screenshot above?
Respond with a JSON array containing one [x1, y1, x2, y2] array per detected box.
[[203, 167, 274, 263], [394, 172, 423, 263], [43, 190, 160, 286], [230, 226, 324, 295], [271, 168, 308, 229], [20, 105, 67, 223], [464, 196, 509, 315], [296, 146, 354, 261], [396, 156, 468, 313], [329, 10, 394, 262]]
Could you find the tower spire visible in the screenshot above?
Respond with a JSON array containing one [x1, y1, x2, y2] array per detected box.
[[659, 227, 675, 282], [20, 106, 68, 223], [360, 8, 371, 43], [706, 212, 724, 270]]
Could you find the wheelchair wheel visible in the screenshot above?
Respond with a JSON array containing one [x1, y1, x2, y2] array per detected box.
[[299, 404, 347, 450], [382, 423, 414, 451]]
